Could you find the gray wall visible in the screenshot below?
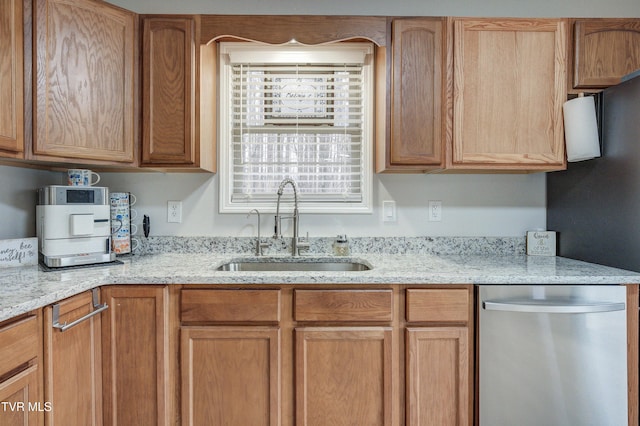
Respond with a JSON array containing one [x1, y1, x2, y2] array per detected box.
[[0, 165, 57, 239]]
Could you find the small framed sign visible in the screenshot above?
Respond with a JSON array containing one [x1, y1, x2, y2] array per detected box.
[[526, 231, 557, 256], [0, 238, 38, 268]]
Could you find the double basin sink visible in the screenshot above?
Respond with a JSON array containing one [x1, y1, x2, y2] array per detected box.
[[216, 257, 371, 272]]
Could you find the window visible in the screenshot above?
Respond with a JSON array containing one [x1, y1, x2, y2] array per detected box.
[[218, 42, 374, 213]]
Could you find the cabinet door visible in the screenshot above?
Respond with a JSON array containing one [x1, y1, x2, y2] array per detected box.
[[33, 0, 136, 163], [101, 286, 169, 426], [406, 327, 469, 426], [44, 290, 103, 426], [0, 311, 43, 426], [142, 17, 196, 166], [295, 327, 395, 426], [573, 19, 640, 89], [181, 327, 281, 426], [0, 0, 23, 157], [452, 19, 566, 170], [377, 18, 444, 172], [0, 366, 41, 426]]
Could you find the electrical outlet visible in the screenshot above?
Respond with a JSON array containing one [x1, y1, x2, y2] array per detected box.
[[428, 200, 442, 222], [167, 201, 182, 223]]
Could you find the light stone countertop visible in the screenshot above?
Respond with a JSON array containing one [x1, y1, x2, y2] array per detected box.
[[1, 250, 639, 323]]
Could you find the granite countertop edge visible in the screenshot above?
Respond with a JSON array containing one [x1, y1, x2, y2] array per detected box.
[[2, 252, 640, 323]]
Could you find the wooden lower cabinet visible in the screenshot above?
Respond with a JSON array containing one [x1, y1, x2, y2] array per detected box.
[[101, 285, 170, 426], [178, 285, 473, 426], [0, 311, 43, 426], [406, 327, 469, 426], [0, 366, 41, 425], [181, 327, 281, 426], [295, 327, 395, 426], [405, 287, 474, 426], [44, 290, 103, 426]]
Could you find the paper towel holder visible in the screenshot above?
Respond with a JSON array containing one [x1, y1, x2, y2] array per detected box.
[[563, 92, 601, 162]]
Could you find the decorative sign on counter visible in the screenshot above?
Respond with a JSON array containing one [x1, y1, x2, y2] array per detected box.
[[526, 231, 557, 256], [0, 238, 38, 268]]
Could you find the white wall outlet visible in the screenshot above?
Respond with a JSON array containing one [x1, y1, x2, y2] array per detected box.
[[382, 200, 397, 222], [428, 200, 442, 222], [167, 201, 182, 223]]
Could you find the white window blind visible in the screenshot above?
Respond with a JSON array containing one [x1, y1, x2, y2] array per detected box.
[[219, 42, 373, 213]]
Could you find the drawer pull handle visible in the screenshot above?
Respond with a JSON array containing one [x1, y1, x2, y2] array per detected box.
[[52, 289, 108, 331]]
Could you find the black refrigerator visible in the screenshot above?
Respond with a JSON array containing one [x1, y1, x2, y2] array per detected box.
[[547, 72, 640, 272]]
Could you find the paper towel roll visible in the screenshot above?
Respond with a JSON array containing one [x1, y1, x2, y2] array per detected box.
[[563, 95, 601, 162]]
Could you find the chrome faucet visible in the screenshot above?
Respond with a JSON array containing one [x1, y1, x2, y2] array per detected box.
[[273, 178, 310, 256], [247, 209, 268, 256]]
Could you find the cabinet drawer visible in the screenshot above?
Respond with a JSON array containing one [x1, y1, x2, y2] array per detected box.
[[0, 314, 39, 378], [406, 289, 470, 323], [181, 289, 281, 323], [294, 290, 393, 322]]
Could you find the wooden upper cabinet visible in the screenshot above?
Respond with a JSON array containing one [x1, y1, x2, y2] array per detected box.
[[376, 18, 445, 172], [451, 18, 567, 171], [141, 16, 216, 171], [573, 19, 640, 90], [32, 0, 137, 164], [0, 0, 24, 158], [142, 17, 193, 167]]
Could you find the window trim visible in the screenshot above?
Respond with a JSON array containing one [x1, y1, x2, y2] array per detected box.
[[218, 41, 374, 214]]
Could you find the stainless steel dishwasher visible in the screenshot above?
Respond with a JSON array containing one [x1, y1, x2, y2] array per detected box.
[[479, 285, 628, 426]]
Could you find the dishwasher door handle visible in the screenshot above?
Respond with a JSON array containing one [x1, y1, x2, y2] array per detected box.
[[52, 288, 108, 331], [483, 300, 625, 314]]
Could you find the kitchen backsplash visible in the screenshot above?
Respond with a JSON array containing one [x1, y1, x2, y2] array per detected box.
[[133, 236, 526, 256]]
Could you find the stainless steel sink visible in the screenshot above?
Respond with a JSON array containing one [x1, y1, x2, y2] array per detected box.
[[216, 258, 371, 272]]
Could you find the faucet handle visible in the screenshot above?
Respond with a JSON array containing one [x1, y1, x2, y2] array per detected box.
[[297, 232, 311, 251], [256, 240, 269, 256]]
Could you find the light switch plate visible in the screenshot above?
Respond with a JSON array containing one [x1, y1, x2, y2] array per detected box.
[[382, 200, 396, 222]]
